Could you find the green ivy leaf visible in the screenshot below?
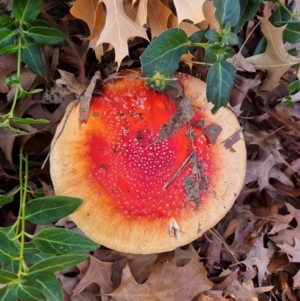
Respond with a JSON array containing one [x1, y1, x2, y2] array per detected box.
[[287, 80, 300, 93], [21, 36, 43, 77], [206, 61, 235, 114], [12, 0, 43, 23], [0, 270, 18, 284], [16, 284, 47, 301], [25, 196, 82, 224], [141, 28, 189, 75], [32, 228, 99, 254], [1, 258, 19, 274], [23, 272, 63, 301], [205, 29, 221, 42], [0, 284, 17, 301], [269, 5, 291, 25], [28, 254, 88, 274], [10, 117, 49, 125], [213, 0, 240, 28], [26, 27, 67, 45], [0, 28, 15, 49], [0, 230, 18, 263], [0, 15, 14, 27], [233, 0, 263, 33], [0, 192, 15, 206], [253, 36, 266, 55], [283, 22, 300, 43], [24, 243, 54, 264]]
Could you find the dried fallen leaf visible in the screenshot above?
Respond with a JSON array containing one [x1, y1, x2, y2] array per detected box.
[[147, 0, 172, 38], [109, 253, 213, 301], [246, 17, 300, 90], [202, 123, 222, 145], [156, 95, 194, 143], [173, 0, 206, 24], [96, 0, 149, 67]]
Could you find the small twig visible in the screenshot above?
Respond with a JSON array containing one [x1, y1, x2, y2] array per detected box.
[[41, 100, 79, 169], [162, 151, 193, 190]]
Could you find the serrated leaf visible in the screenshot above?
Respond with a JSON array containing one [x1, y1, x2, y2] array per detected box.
[[25, 196, 82, 224], [0, 230, 18, 263], [16, 284, 46, 301], [23, 272, 63, 301], [233, 0, 263, 33], [12, 0, 43, 22], [20, 36, 43, 77], [32, 228, 99, 254], [0, 285, 17, 301], [212, 0, 240, 28], [28, 254, 88, 274], [0, 193, 15, 206], [0, 270, 18, 284], [26, 27, 67, 45], [141, 28, 189, 75], [10, 117, 49, 125], [206, 61, 235, 114]]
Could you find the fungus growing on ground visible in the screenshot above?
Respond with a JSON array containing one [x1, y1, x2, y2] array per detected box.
[[50, 69, 246, 254]]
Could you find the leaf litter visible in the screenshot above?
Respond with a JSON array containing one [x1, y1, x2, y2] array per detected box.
[[2, 1, 300, 301]]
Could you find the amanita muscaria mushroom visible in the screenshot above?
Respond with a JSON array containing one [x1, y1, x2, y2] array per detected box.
[[50, 69, 246, 254]]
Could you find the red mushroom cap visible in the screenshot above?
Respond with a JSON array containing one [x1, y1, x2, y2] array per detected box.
[[50, 69, 246, 254]]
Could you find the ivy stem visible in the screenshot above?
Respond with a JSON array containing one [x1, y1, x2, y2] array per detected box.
[[8, 36, 22, 119], [17, 148, 29, 278]]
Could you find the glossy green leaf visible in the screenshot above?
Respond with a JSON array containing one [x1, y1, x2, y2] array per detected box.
[[26, 27, 67, 45], [0, 193, 15, 206], [16, 284, 46, 301], [20, 36, 43, 77], [284, 22, 300, 43], [24, 243, 53, 264], [12, 0, 43, 22], [0, 28, 15, 49], [24, 272, 63, 301], [27, 19, 56, 29], [28, 254, 88, 274], [0, 270, 18, 284], [269, 5, 291, 25], [213, 0, 240, 28], [233, 0, 263, 33], [0, 285, 17, 301], [253, 36, 266, 55], [0, 15, 14, 27], [205, 29, 221, 42], [0, 231, 18, 263], [287, 80, 300, 93], [25, 196, 82, 224], [10, 117, 49, 125], [188, 30, 205, 43], [2, 259, 19, 274], [32, 228, 99, 254], [206, 61, 235, 114], [141, 28, 189, 75], [33, 188, 44, 198], [0, 44, 18, 55]]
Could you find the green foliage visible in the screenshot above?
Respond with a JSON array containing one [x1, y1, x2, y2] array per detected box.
[[140, 0, 240, 113], [0, 0, 67, 133], [0, 149, 99, 301]]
